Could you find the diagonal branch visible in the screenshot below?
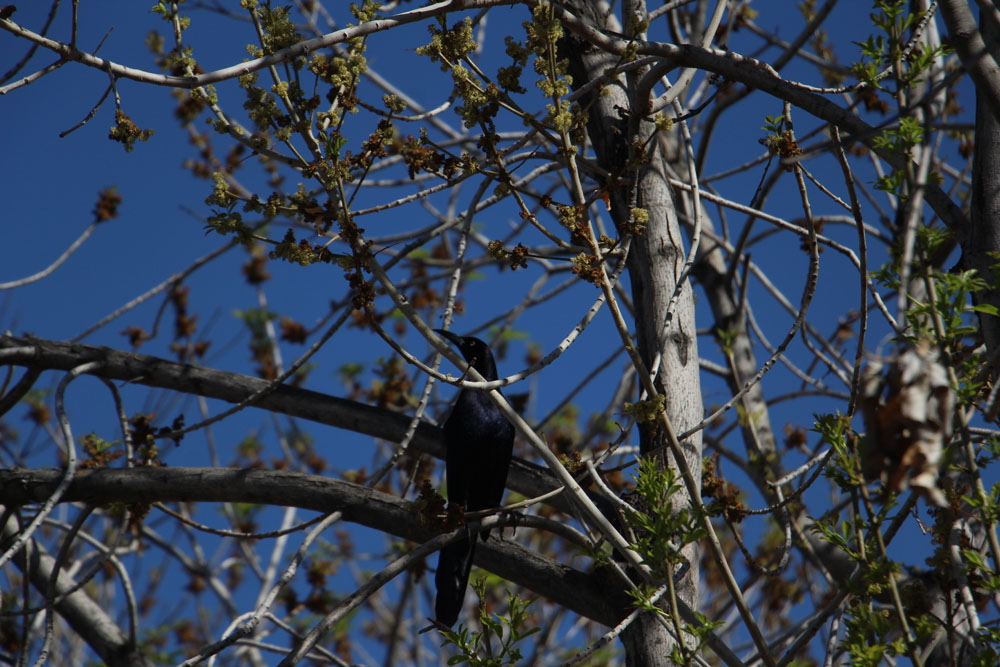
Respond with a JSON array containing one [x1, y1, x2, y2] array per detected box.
[[0, 1, 521, 91], [939, 0, 1000, 123], [0, 334, 582, 514], [2, 519, 155, 667]]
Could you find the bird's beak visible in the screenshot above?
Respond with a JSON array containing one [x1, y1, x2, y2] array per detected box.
[[434, 329, 464, 349]]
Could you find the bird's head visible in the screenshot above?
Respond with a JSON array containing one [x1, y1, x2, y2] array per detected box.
[[434, 329, 498, 380]]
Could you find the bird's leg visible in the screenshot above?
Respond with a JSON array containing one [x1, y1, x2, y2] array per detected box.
[[494, 508, 524, 540], [464, 518, 476, 542]]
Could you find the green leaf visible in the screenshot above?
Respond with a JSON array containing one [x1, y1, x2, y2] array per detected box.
[[973, 304, 1000, 316]]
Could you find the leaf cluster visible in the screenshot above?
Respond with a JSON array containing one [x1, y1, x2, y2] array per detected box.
[[626, 457, 705, 578], [438, 584, 540, 666]]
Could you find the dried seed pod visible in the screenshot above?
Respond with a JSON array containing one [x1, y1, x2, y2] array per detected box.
[[859, 341, 952, 507]]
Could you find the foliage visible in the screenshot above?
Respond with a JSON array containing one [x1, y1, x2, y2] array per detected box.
[[437, 583, 541, 666]]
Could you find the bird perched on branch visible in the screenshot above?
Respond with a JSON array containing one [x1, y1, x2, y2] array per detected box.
[[433, 329, 515, 627]]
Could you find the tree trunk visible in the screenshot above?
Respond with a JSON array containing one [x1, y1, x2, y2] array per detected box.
[[947, 0, 1000, 355], [561, 3, 703, 663]]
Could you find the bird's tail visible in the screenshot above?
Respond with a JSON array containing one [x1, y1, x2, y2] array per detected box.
[[434, 535, 476, 626]]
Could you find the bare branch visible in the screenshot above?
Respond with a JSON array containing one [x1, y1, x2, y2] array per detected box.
[[0, 466, 631, 627]]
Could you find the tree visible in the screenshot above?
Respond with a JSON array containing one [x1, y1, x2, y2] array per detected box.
[[1, 1, 999, 665]]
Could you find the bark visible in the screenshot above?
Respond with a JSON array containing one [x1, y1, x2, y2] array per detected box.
[[0, 467, 632, 627], [0, 334, 586, 517], [560, 3, 703, 663], [617, 118, 703, 667], [929, 8, 997, 663], [939, 0, 1000, 124], [955, 0, 1000, 355]]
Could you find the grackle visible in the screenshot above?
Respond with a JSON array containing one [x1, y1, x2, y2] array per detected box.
[[433, 330, 515, 627]]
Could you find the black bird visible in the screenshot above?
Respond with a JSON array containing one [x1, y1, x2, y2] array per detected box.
[[433, 330, 515, 627]]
